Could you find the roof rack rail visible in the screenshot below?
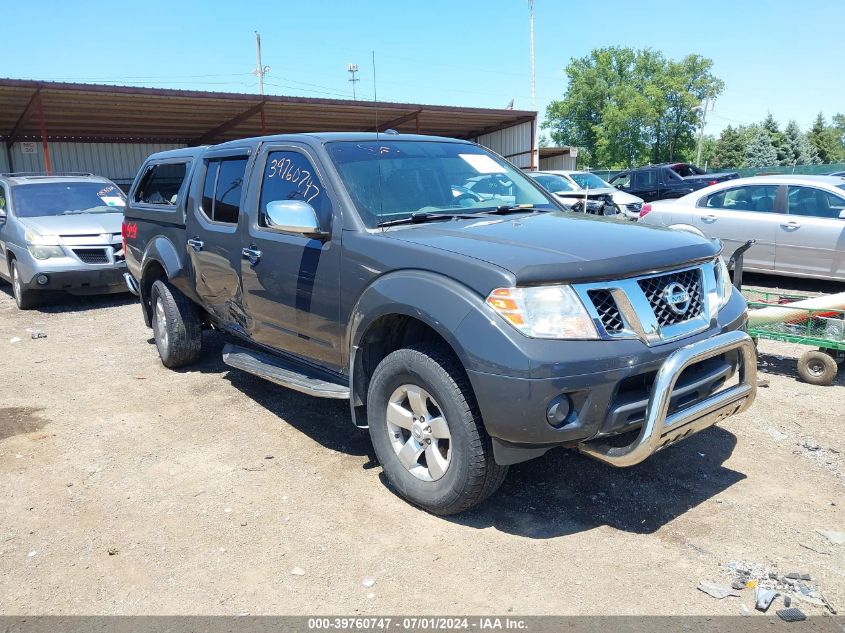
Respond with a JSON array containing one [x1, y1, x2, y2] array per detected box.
[[0, 171, 95, 177]]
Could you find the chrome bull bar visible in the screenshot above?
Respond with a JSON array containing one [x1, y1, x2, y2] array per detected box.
[[578, 330, 757, 467]]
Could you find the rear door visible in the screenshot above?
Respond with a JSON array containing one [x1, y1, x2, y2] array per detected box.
[[691, 184, 781, 270], [184, 148, 251, 327], [239, 143, 343, 369], [630, 169, 660, 201], [776, 185, 845, 279]]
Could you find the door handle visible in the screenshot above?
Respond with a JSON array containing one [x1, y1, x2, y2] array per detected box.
[[703, 214, 717, 221], [187, 238, 204, 252], [242, 247, 262, 265], [781, 221, 801, 229]]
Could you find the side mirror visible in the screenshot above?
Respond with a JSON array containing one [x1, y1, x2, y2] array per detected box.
[[265, 200, 326, 238], [839, 209, 845, 220]]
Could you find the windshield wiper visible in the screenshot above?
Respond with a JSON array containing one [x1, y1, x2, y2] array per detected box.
[[62, 206, 121, 215], [377, 211, 478, 228], [480, 204, 544, 215]]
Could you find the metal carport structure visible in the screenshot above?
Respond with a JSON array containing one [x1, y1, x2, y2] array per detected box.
[[0, 79, 537, 186]]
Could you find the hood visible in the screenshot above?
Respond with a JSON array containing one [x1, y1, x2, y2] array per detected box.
[[608, 189, 643, 204], [383, 211, 719, 285], [19, 213, 123, 237]]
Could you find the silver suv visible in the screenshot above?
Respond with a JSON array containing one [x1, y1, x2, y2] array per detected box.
[[0, 173, 128, 309]]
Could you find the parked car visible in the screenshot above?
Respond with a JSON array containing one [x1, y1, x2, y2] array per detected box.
[[541, 170, 644, 219], [639, 175, 845, 282], [0, 173, 128, 309], [527, 172, 617, 215], [609, 163, 739, 202], [124, 133, 756, 515]]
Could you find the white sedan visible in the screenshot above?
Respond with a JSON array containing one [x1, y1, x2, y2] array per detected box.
[[542, 170, 644, 219], [638, 175, 845, 282]]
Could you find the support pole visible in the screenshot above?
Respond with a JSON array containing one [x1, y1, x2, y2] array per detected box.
[[35, 93, 52, 175]]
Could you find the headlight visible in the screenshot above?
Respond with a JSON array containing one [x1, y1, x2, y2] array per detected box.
[[25, 230, 64, 260], [715, 256, 733, 308], [485, 285, 598, 339]]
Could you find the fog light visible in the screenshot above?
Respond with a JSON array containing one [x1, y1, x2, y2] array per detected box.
[[36, 274, 49, 286], [546, 394, 572, 428]]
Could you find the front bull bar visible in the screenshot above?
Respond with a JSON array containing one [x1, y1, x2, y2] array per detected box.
[[578, 330, 757, 467]]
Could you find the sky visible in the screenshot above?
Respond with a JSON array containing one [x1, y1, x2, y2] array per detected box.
[[2, 0, 843, 140]]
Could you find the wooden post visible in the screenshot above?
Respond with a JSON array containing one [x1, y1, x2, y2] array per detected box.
[[35, 93, 52, 175]]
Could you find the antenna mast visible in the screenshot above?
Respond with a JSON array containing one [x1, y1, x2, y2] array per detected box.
[[347, 64, 360, 100], [253, 31, 270, 95]]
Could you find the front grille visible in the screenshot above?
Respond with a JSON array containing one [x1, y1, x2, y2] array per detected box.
[[588, 289, 624, 333], [638, 268, 704, 327], [73, 248, 109, 265]]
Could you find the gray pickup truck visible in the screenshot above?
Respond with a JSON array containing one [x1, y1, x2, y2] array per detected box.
[[124, 133, 757, 515]]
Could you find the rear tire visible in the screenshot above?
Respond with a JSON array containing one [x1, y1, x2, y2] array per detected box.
[[797, 350, 838, 387], [150, 279, 202, 368], [367, 342, 508, 515], [11, 261, 39, 310]]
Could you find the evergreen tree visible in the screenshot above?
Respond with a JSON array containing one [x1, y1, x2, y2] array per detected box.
[[782, 120, 819, 165], [745, 128, 778, 168], [761, 113, 787, 164], [808, 113, 838, 163], [709, 125, 746, 169]]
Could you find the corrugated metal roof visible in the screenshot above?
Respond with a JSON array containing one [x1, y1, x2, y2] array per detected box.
[[0, 78, 535, 145]]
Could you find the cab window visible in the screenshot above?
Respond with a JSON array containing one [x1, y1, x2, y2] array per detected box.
[[631, 170, 657, 188], [259, 150, 331, 229], [787, 186, 845, 219], [134, 162, 188, 206], [199, 157, 247, 224]]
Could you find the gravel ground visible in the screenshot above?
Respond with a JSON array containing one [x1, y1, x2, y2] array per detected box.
[[0, 278, 843, 616]]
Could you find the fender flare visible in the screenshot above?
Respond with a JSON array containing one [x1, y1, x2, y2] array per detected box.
[[346, 269, 487, 426], [139, 236, 191, 326]]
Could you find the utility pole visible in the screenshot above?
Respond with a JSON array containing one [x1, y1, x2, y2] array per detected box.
[[347, 64, 359, 100], [253, 31, 270, 95], [695, 96, 712, 167], [528, 0, 536, 112]]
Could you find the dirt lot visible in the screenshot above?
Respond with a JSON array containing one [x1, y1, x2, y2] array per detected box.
[[0, 278, 843, 616]]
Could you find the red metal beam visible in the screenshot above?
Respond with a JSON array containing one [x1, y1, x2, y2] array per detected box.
[[364, 109, 423, 133], [191, 101, 265, 145]]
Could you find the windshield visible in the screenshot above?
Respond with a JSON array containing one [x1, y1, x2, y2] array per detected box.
[[569, 172, 612, 190], [11, 182, 126, 218], [532, 174, 575, 193], [325, 140, 556, 228]]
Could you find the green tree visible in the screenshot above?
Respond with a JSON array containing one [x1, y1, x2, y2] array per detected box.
[[709, 126, 746, 169], [782, 120, 819, 165], [808, 113, 840, 163], [761, 113, 787, 164], [746, 128, 778, 167], [543, 47, 724, 169]]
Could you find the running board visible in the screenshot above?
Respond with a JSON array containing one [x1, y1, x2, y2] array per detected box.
[[222, 344, 350, 399]]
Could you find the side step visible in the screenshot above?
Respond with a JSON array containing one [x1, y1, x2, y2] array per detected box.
[[222, 344, 350, 399]]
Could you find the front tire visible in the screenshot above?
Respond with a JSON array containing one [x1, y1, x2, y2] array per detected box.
[[150, 279, 202, 368], [367, 342, 508, 515], [11, 261, 39, 310]]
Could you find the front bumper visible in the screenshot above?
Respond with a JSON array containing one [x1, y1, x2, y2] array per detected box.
[[463, 290, 756, 466], [578, 330, 756, 467], [18, 261, 128, 295]]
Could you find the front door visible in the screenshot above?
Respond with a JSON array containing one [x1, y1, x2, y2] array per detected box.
[[239, 144, 342, 369], [184, 150, 250, 327], [776, 185, 845, 279], [692, 183, 781, 271]]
